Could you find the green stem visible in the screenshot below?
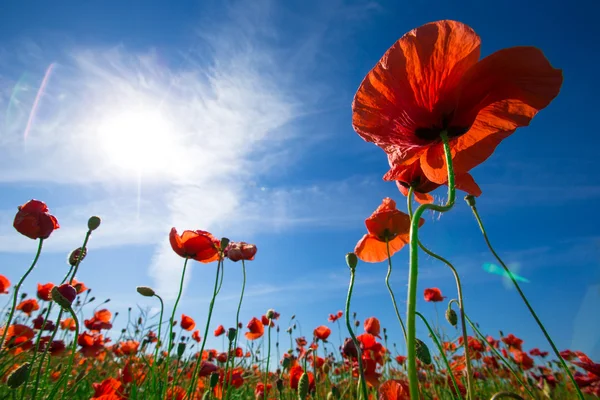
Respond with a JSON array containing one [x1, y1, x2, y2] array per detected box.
[[467, 200, 584, 400], [345, 266, 368, 400], [462, 313, 535, 399], [0, 239, 44, 351], [224, 259, 247, 400], [68, 231, 91, 284], [20, 306, 53, 400], [415, 312, 462, 399], [59, 307, 79, 399], [153, 294, 165, 375], [165, 258, 189, 397], [264, 321, 272, 400], [186, 259, 222, 399], [385, 238, 407, 343], [407, 132, 456, 400], [408, 187, 475, 400]]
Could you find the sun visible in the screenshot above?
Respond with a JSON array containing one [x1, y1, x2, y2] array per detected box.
[[96, 108, 179, 177]]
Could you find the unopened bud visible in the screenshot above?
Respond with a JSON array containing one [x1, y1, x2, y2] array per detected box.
[[415, 338, 432, 365], [210, 371, 219, 388], [345, 252, 358, 270], [136, 286, 155, 297], [227, 328, 237, 342], [298, 372, 309, 399], [266, 309, 276, 319], [177, 342, 186, 358], [276, 377, 284, 392], [220, 237, 230, 251], [51, 286, 75, 310], [445, 308, 458, 327], [68, 247, 87, 266], [7, 362, 30, 389], [282, 357, 291, 370], [87, 216, 101, 231], [464, 195, 476, 207]]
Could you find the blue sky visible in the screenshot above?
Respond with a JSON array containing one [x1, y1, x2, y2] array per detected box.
[[1, 0, 599, 362]]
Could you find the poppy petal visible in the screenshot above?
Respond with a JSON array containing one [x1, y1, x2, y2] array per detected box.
[[355, 234, 408, 263], [414, 192, 434, 204], [352, 20, 481, 153], [454, 173, 482, 197]]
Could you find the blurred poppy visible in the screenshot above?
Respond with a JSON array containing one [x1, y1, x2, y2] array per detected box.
[[364, 317, 381, 338], [289, 366, 315, 391], [530, 348, 549, 358], [512, 350, 534, 370], [85, 309, 113, 331], [119, 340, 139, 356], [214, 325, 226, 337], [71, 279, 88, 294], [355, 198, 424, 263], [169, 228, 220, 263], [0, 324, 34, 354], [32, 315, 55, 331], [245, 317, 264, 340], [379, 379, 410, 400], [16, 298, 39, 316], [37, 283, 54, 301], [91, 377, 123, 400], [0, 274, 10, 294], [13, 199, 59, 239], [352, 20, 562, 187], [192, 330, 202, 343], [226, 242, 257, 262], [328, 310, 343, 323], [423, 288, 446, 302], [61, 318, 76, 331], [501, 334, 523, 351], [313, 325, 331, 341], [181, 314, 195, 331]]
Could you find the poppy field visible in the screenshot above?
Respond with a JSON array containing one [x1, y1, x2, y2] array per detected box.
[[2, 19, 600, 400]]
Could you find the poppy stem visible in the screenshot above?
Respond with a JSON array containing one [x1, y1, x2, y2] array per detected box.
[[20, 305, 53, 400], [165, 257, 189, 397], [461, 311, 535, 399], [68, 230, 92, 284], [224, 259, 246, 400], [384, 238, 407, 344], [344, 261, 369, 400], [59, 307, 79, 398], [187, 258, 223, 399], [414, 311, 462, 399], [408, 188, 475, 400], [406, 132, 456, 400], [265, 320, 272, 400], [153, 293, 165, 368], [465, 198, 584, 400], [0, 239, 43, 354]]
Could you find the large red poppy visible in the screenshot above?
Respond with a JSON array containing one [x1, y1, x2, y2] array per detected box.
[[0, 274, 10, 294], [244, 317, 264, 340], [13, 199, 59, 240], [169, 228, 220, 263], [180, 314, 196, 331], [352, 20, 562, 187]]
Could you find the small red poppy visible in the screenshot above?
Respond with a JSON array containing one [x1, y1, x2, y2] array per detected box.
[[364, 317, 381, 338], [13, 199, 59, 240], [37, 283, 54, 301], [313, 325, 331, 341], [423, 288, 446, 302], [214, 325, 226, 337], [16, 298, 39, 316], [226, 242, 257, 262], [245, 317, 264, 340], [180, 314, 195, 331]]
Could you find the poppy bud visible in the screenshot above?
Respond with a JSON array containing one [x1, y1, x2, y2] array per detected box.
[[210, 371, 219, 388], [7, 362, 30, 389], [136, 286, 155, 297], [68, 247, 87, 266], [266, 309, 276, 319], [464, 195, 476, 207], [177, 342, 186, 358], [342, 338, 358, 358], [446, 308, 458, 327], [276, 378, 283, 392], [345, 252, 358, 270], [51, 285, 76, 310], [87, 216, 101, 231], [354, 320, 359, 327], [282, 356, 291, 370], [227, 328, 237, 342], [415, 338, 432, 365], [202, 391, 210, 400], [298, 372, 309, 399], [220, 237, 230, 251]]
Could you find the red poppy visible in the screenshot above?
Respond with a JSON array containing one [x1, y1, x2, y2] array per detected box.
[[363, 317, 381, 338], [0, 274, 10, 294], [501, 334, 523, 351], [118, 340, 139, 356], [355, 198, 424, 263], [0, 324, 34, 354], [245, 317, 264, 340], [71, 279, 88, 294], [214, 325, 226, 337], [289, 365, 315, 391], [379, 379, 410, 400], [313, 325, 331, 341], [328, 310, 343, 323], [169, 228, 220, 263], [226, 242, 257, 262], [192, 330, 201, 343], [85, 309, 113, 331], [352, 20, 562, 187], [16, 298, 39, 315], [36, 283, 54, 301], [198, 360, 218, 377], [13, 199, 60, 240], [61, 318, 76, 331], [512, 350, 534, 370], [91, 377, 124, 400], [395, 355, 406, 365], [32, 315, 55, 331], [423, 287, 446, 302], [261, 315, 275, 327], [78, 332, 106, 358], [180, 314, 195, 331], [529, 348, 549, 358]]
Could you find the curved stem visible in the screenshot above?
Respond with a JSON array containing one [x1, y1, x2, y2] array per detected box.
[[467, 201, 584, 400], [462, 313, 535, 399], [0, 239, 44, 350], [385, 238, 407, 343], [165, 257, 189, 397], [406, 132, 456, 400], [345, 266, 368, 400], [187, 259, 222, 399], [60, 307, 79, 399], [415, 312, 462, 399], [154, 294, 165, 364], [408, 188, 474, 399], [224, 259, 247, 399]]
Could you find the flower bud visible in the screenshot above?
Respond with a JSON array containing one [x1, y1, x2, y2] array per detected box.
[[298, 372, 309, 399], [445, 308, 458, 327], [227, 328, 237, 342], [210, 371, 220, 388], [51, 285, 75, 310], [345, 252, 358, 270], [177, 342, 186, 358], [136, 286, 155, 297], [266, 309, 276, 319], [68, 247, 87, 266], [415, 338, 432, 365], [282, 356, 291, 370], [220, 237, 230, 251], [87, 216, 101, 231], [464, 195, 476, 207], [7, 362, 30, 389]]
